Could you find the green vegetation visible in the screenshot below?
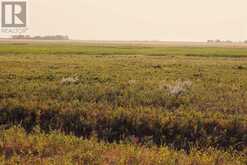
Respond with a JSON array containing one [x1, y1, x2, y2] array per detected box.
[[1, 42, 247, 57], [0, 42, 247, 164]]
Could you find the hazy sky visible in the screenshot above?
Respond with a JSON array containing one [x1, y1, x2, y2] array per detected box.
[[29, 0, 247, 41]]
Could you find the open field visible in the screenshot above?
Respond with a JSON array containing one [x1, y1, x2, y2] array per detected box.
[[0, 41, 247, 164]]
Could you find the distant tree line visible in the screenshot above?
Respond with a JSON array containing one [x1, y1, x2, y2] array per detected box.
[[207, 39, 233, 43], [12, 35, 69, 40], [207, 39, 247, 44]]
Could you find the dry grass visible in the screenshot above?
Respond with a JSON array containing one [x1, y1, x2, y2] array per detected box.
[[0, 42, 247, 164]]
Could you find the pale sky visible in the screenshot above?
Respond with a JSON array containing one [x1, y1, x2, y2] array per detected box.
[[28, 0, 247, 41]]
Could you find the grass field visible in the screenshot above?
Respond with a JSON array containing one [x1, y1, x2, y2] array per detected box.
[[0, 41, 247, 164]]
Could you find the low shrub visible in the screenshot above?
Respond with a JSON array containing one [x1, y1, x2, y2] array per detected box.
[[0, 105, 246, 151], [0, 127, 246, 165]]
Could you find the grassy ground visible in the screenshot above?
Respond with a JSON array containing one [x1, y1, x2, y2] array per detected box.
[[0, 127, 246, 165], [0, 41, 247, 164]]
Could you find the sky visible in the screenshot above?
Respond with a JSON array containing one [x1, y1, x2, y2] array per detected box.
[[18, 0, 247, 41]]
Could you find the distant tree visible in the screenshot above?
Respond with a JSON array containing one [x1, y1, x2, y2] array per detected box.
[[12, 35, 69, 40], [207, 40, 214, 43], [215, 39, 221, 43]]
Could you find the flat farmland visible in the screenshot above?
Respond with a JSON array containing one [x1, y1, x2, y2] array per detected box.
[[0, 41, 246, 164]]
